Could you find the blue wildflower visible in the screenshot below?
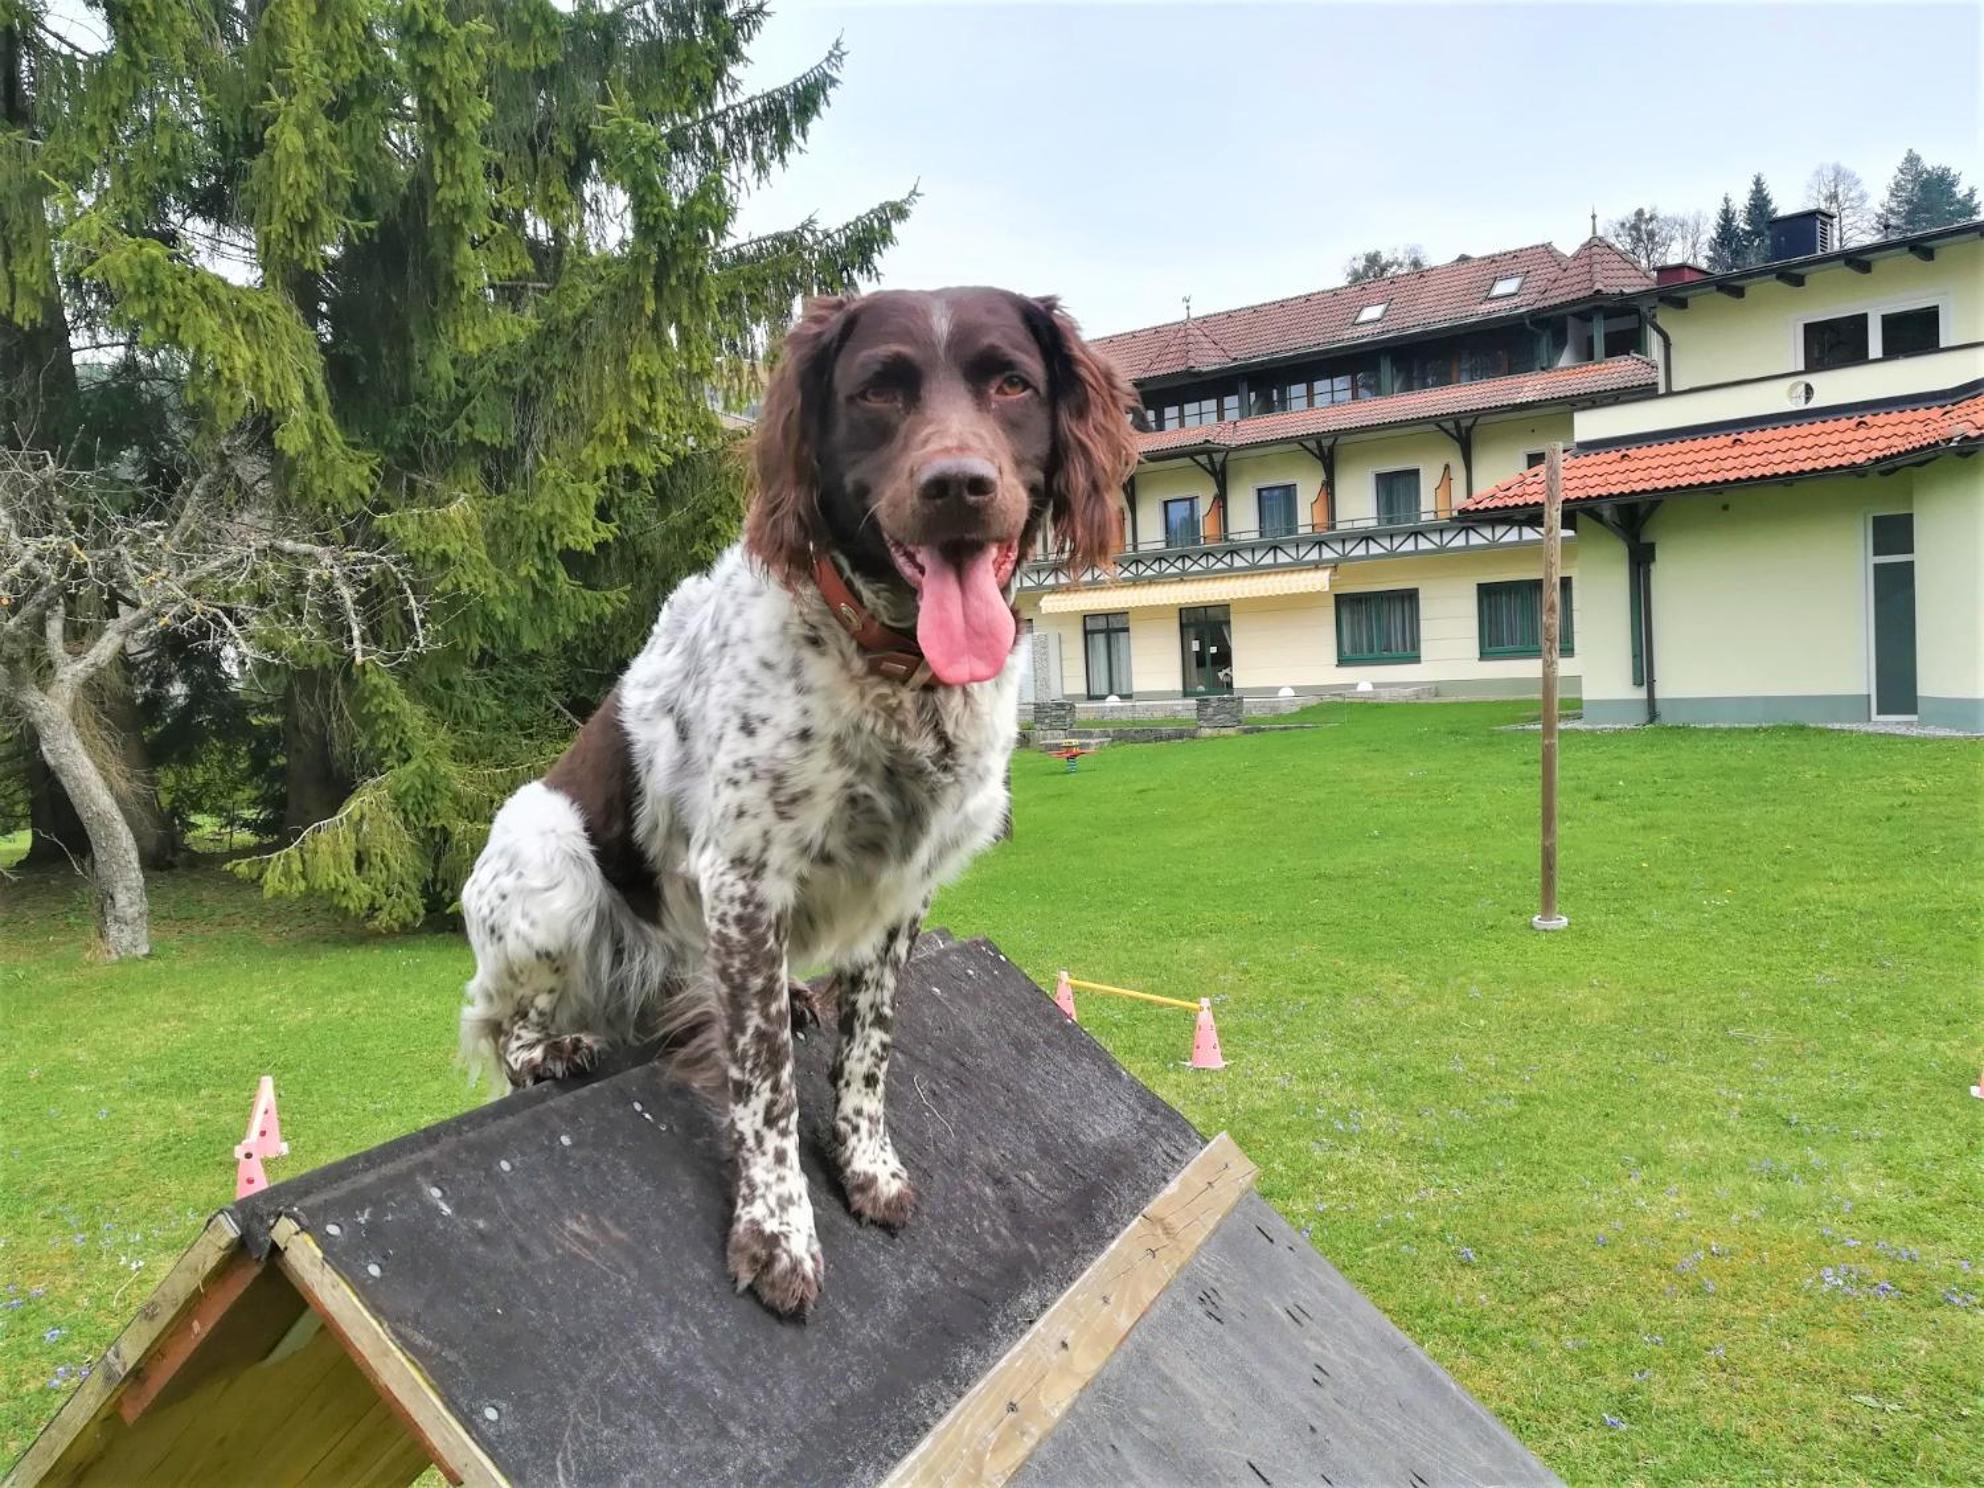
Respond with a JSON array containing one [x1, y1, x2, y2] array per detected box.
[[1603, 1414, 1628, 1430]]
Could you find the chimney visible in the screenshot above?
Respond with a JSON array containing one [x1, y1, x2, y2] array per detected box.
[[1767, 209, 1837, 263], [1654, 263, 1710, 286]]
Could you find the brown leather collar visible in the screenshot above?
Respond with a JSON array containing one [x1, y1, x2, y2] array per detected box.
[[812, 552, 934, 688]]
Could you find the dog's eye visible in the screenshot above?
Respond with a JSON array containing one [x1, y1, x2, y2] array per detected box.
[[855, 384, 902, 407], [992, 372, 1033, 398]]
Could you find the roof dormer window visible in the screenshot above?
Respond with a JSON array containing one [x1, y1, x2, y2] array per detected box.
[[1485, 274, 1524, 299], [1354, 302, 1388, 325]]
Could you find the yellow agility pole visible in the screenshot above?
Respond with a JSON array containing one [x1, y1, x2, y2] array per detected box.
[[1064, 978, 1199, 1011]]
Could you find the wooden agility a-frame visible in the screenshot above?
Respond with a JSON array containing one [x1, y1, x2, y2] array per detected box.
[[7, 934, 1559, 1488]]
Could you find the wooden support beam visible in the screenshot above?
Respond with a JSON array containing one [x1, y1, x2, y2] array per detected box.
[[1773, 270, 1805, 287], [1714, 283, 1746, 299], [1658, 294, 1689, 310], [883, 1134, 1258, 1488], [272, 1218, 507, 1488], [1908, 244, 1935, 262], [1844, 255, 1873, 274], [1533, 444, 1567, 934]]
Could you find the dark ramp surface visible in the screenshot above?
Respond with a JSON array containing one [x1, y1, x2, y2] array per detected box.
[[1012, 1190, 1562, 1488], [233, 935, 1202, 1488]]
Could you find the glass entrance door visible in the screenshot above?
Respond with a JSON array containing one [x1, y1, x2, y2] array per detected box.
[[1179, 605, 1233, 695]]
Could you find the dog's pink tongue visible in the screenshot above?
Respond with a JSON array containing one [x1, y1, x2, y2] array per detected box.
[[915, 544, 1015, 685]]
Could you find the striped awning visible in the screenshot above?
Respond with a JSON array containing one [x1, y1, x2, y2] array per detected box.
[[1036, 566, 1333, 613]]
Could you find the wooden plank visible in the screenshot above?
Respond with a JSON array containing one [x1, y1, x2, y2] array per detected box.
[[291, 1393, 433, 1488], [883, 1133, 1258, 1488], [271, 1217, 506, 1488], [66, 1303, 351, 1487], [115, 1252, 287, 1422], [1011, 1191, 1561, 1487], [4, 1213, 241, 1488]]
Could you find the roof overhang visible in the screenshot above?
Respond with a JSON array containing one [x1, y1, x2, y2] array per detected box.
[[1641, 220, 1984, 308]]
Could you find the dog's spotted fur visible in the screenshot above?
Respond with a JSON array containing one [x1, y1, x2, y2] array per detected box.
[[461, 288, 1136, 1316]]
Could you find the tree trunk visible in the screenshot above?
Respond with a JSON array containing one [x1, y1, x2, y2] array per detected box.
[[283, 667, 351, 835], [16, 689, 151, 959], [99, 664, 181, 869], [21, 732, 88, 866]]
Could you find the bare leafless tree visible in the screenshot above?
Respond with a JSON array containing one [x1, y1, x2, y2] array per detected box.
[[1806, 162, 1874, 246], [1668, 210, 1710, 267], [0, 441, 425, 958], [1605, 207, 1679, 271]]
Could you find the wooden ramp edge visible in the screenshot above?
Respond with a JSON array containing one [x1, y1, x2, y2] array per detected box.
[[2, 1212, 492, 1488], [884, 1131, 1258, 1488]]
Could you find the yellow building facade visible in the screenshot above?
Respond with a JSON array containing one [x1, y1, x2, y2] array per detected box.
[[1019, 238, 1658, 701], [1464, 217, 1983, 731]]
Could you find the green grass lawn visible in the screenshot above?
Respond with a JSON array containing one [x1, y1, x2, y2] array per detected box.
[[3, 702, 1980, 1483]]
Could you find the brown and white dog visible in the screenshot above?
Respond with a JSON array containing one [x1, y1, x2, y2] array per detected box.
[[460, 289, 1136, 1315]]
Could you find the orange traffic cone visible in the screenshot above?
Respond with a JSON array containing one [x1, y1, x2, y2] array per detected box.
[[1189, 999, 1225, 1070], [1053, 970, 1078, 1023]]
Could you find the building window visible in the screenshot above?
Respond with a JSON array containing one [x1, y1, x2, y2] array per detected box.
[[1374, 468, 1422, 525], [1486, 274, 1524, 299], [1257, 484, 1297, 538], [1083, 612, 1132, 698], [1336, 590, 1420, 664], [1881, 306, 1940, 358], [1801, 304, 1942, 371], [1524, 450, 1548, 469], [1802, 313, 1870, 371], [1163, 496, 1200, 548], [1177, 398, 1219, 427], [1221, 393, 1240, 422], [1355, 302, 1388, 324], [1314, 373, 1353, 406], [1478, 578, 1575, 659]]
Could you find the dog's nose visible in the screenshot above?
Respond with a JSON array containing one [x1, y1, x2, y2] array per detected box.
[[917, 455, 999, 506]]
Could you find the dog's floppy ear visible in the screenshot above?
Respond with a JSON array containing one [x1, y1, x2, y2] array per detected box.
[[746, 294, 857, 587], [1027, 295, 1139, 575]]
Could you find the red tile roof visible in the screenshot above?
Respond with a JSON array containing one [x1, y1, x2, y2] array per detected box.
[[1462, 391, 1984, 511], [1137, 356, 1658, 458], [1096, 240, 1654, 382]]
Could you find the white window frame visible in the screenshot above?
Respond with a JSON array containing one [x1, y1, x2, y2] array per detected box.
[[1370, 464, 1425, 527], [1486, 274, 1524, 299], [1864, 510, 1918, 722], [1355, 302, 1389, 325], [1522, 449, 1549, 471], [1791, 293, 1951, 371]]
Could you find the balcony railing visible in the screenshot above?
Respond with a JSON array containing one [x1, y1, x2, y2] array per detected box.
[[1021, 509, 1569, 592]]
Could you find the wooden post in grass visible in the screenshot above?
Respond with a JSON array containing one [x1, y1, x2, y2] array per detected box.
[[1532, 443, 1569, 932]]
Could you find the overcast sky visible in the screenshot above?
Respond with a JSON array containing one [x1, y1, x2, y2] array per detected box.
[[731, 1, 1983, 336]]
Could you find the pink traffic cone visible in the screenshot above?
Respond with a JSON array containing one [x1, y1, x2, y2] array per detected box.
[[237, 1075, 288, 1159], [1053, 970, 1078, 1023], [1189, 999, 1225, 1070], [235, 1150, 269, 1200]]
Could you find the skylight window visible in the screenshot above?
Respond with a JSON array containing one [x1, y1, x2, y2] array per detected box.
[[1485, 274, 1524, 299], [1354, 302, 1388, 324]]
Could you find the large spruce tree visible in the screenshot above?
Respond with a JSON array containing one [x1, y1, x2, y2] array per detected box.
[[1739, 173, 1776, 265], [2, 1, 908, 927]]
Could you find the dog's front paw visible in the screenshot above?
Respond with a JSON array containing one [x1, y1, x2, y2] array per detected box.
[[727, 1212, 824, 1317], [840, 1147, 917, 1230], [504, 1031, 605, 1087]]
